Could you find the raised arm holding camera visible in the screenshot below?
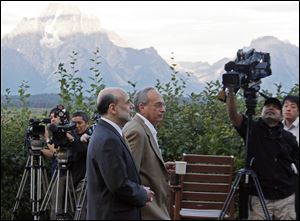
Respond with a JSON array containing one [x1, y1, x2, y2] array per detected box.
[[226, 88, 298, 220]]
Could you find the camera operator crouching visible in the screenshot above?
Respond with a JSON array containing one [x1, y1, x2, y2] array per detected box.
[[66, 110, 92, 220]]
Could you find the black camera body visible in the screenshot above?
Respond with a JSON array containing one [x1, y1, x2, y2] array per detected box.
[[28, 118, 51, 138], [49, 122, 76, 147], [26, 118, 51, 151], [222, 48, 271, 89]]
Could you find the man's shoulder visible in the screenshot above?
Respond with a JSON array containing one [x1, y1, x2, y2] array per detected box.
[[282, 128, 298, 142], [123, 116, 144, 131]]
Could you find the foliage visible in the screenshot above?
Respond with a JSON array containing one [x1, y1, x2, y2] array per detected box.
[[1, 84, 33, 219], [54, 49, 106, 120], [1, 49, 298, 220]]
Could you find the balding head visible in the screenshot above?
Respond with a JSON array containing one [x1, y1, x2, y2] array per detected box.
[[97, 87, 134, 127], [97, 87, 126, 115]]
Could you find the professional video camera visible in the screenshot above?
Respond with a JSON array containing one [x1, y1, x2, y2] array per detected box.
[[222, 48, 271, 90], [48, 105, 76, 147], [26, 118, 51, 151], [28, 118, 51, 137], [217, 48, 272, 102]]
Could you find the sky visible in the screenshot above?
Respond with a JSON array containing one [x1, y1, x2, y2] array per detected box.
[[1, 1, 299, 64]]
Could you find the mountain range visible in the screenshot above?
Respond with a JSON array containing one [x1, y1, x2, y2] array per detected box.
[[1, 3, 299, 96]]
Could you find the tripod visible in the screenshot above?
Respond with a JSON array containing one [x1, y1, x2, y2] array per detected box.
[[11, 139, 49, 220], [40, 148, 76, 220], [74, 174, 87, 220], [219, 87, 271, 220]]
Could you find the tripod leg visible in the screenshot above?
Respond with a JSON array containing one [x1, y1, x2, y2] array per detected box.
[[74, 176, 87, 220], [219, 170, 243, 220], [251, 172, 271, 220], [30, 154, 37, 219], [64, 169, 76, 218], [55, 167, 63, 217], [68, 171, 76, 214], [11, 156, 30, 220], [54, 166, 75, 219], [41, 158, 49, 196], [32, 154, 43, 220], [40, 167, 58, 212]]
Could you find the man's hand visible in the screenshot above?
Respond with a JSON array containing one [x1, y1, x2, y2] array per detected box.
[[66, 133, 75, 142], [165, 161, 175, 174], [80, 133, 90, 143], [143, 186, 155, 203]]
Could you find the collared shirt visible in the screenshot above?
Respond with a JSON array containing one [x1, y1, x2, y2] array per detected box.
[[136, 113, 159, 146], [283, 117, 299, 145], [101, 117, 123, 137]]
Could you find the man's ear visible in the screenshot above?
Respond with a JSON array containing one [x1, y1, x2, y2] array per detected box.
[[108, 103, 117, 114], [139, 103, 146, 114]]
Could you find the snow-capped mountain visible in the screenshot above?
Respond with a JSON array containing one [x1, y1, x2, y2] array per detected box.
[[2, 3, 201, 95], [1, 3, 298, 95]]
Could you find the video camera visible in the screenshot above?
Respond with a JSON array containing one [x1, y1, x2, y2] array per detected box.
[[25, 118, 51, 151], [28, 118, 51, 138], [222, 48, 271, 90], [48, 105, 76, 147]]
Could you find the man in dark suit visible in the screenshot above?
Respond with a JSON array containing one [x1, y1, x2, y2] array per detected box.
[[87, 87, 154, 220]]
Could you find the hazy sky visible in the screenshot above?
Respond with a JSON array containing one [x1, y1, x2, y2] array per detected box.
[[1, 1, 299, 63]]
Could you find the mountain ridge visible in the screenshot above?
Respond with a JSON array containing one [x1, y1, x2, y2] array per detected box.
[[1, 4, 298, 95]]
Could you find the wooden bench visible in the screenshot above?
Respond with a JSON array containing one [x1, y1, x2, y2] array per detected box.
[[171, 154, 235, 220]]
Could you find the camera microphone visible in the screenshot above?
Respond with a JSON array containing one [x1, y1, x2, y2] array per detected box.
[[42, 118, 51, 124], [224, 61, 236, 72]]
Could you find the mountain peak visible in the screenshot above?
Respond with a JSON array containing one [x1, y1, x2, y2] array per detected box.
[[249, 36, 293, 50], [6, 3, 103, 41], [40, 3, 82, 18]]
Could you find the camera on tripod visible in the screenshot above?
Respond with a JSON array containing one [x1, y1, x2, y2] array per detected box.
[[222, 48, 272, 90], [26, 118, 51, 151], [28, 118, 51, 137], [49, 122, 76, 147]]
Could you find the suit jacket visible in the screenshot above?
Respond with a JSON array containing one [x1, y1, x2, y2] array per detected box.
[[123, 115, 171, 220], [87, 119, 147, 220]]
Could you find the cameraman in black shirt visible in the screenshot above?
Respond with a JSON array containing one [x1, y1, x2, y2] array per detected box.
[[66, 111, 92, 219], [226, 88, 299, 220]]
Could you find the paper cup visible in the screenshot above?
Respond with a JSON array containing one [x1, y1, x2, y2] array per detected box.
[[175, 161, 187, 174]]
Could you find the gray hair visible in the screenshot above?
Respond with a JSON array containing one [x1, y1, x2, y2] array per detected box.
[[133, 87, 156, 112]]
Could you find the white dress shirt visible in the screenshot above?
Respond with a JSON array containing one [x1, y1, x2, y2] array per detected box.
[[283, 117, 299, 145], [136, 113, 159, 147], [101, 117, 123, 137]]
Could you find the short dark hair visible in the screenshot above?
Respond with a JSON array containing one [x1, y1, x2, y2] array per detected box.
[[72, 111, 89, 123], [49, 104, 70, 121], [282, 95, 299, 110], [97, 93, 118, 115]]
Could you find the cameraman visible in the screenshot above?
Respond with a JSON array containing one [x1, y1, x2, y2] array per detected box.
[[41, 106, 66, 175], [66, 111, 91, 220], [40, 105, 70, 219], [226, 88, 299, 220]]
